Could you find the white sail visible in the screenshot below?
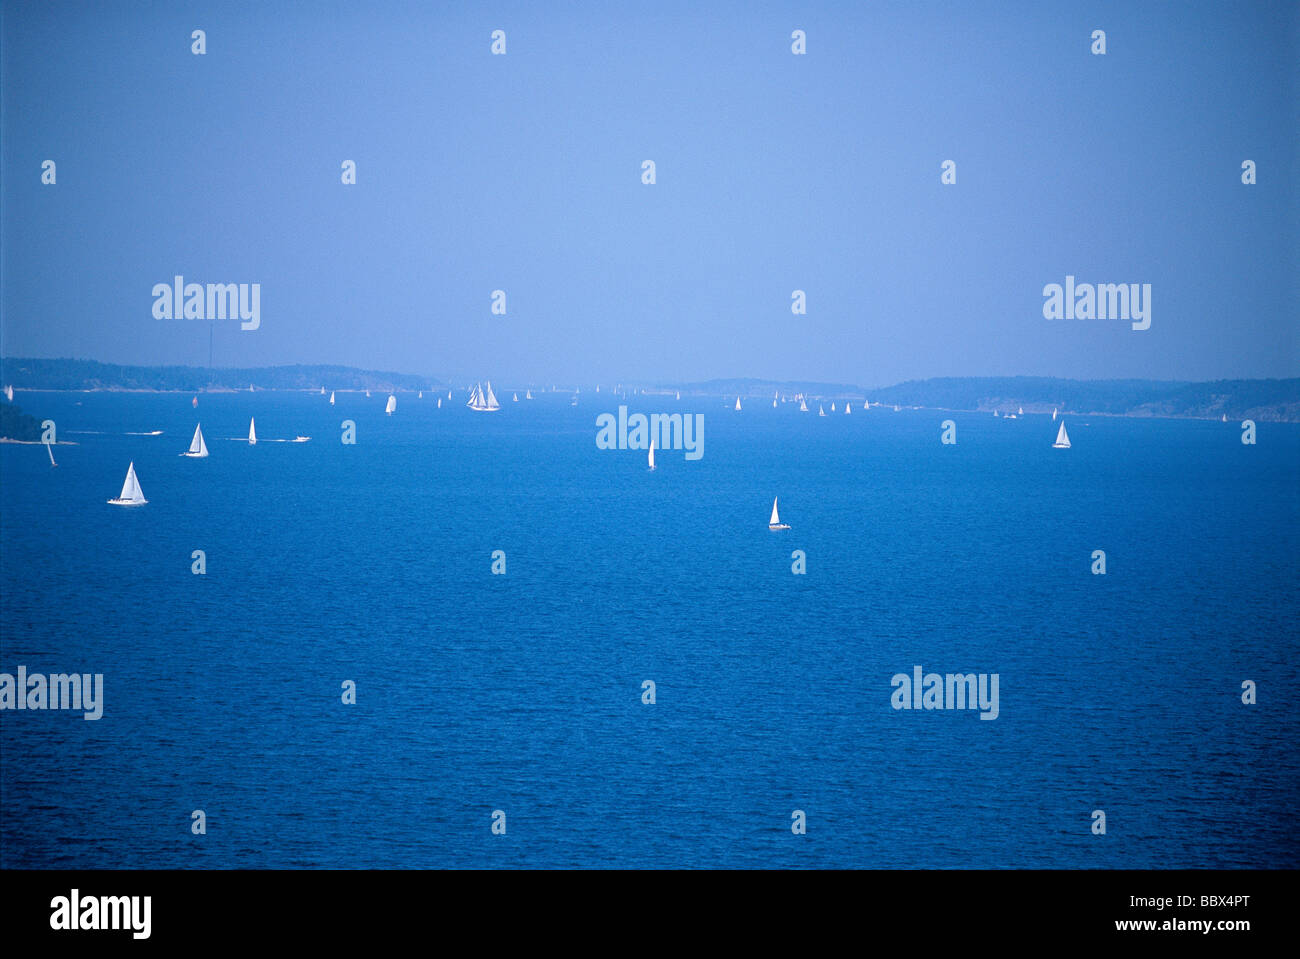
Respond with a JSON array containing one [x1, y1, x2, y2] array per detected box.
[[799, 398, 808, 412], [513, 393, 519, 402], [448, 390, 452, 399], [365, 390, 371, 398], [248, 417, 257, 445], [818, 404, 825, 416], [845, 403, 851, 414], [1053, 422, 1071, 448], [768, 496, 789, 529], [466, 384, 481, 408], [526, 389, 533, 400], [385, 394, 397, 415], [4, 385, 12, 401], [109, 461, 147, 505], [1052, 407, 1058, 420], [735, 397, 742, 411], [485, 382, 500, 409], [329, 391, 335, 405], [675, 391, 680, 400], [418, 391, 423, 399], [320, 387, 326, 395], [648, 436, 656, 470], [1019, 407, 1024, 415], [773, 398, 777, 407], [183, 423, 209, 457], [437, 398, 442, 408]]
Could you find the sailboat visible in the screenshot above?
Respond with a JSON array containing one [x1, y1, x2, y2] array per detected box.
[[773, 398, 777, 408], [1019, 407, 1024, 415], [893, 405, 900, 412], [799, 398, 809, 412], [46, 439, 57, 467], [675, 391, 680, 401], [447, 390, 452, 400], [845, 403, 851, 415], [1052, 421, 1071, 449], [467, 382, 501, 411], [4, 385, 12, 401], [513, 393, 519, 402], [437, 398, 442, 408], [768, 497, 790, 531], [366, 390, 371, 398], [648, 436, 656, 471], [418, 391, 423, 399], [818, 404, 826, 416], [181, 423, 209, 458], [385, 394, 397, 415], [320, 387, 326, 395], [831, 402, 836, 412], [107, 461, 147, 505], [735, 397, 742, 411], [1052, 407, 1058, 421], [248, 417, 257, 445], [1221, 413, 1227, 422], [526, 389, 533, 400], [329, 391, 335, 405], [192, 395, 198, 408]]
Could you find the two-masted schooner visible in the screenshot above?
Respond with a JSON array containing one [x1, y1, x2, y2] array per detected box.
[[467, 382, 501, 411]]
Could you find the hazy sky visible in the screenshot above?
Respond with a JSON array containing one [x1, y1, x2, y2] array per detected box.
[[2, 0, 1296, 386]]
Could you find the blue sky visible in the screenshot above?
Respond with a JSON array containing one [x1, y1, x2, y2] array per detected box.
[[2, 0, 1296, 386]]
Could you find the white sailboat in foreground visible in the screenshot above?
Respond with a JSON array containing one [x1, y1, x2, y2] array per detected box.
[[181, 423, 209, 457], [467, 382, 501, 411], [1053, 421, 1071, 449], [248, 418, 257, 445], [385, 394, 397, 415], [768, 497, 790, 531], [108, 462, 147, 505]]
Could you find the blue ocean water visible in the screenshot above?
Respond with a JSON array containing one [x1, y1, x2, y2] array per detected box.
[[1, 391, 1297, 868]]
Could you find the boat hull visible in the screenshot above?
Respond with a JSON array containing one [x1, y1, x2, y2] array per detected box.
[[107, 498, 147, 506], [768, 524, 790, 530]]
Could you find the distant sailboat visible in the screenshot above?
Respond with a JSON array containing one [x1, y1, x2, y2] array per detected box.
[[437, 398, 442, 408], [513, 393, 519, 402], [1019, 407, 1024, 415], [845, 403, 851, 415], [248, 384, 254, 393], [108, 461, 147, 506], [1053, 422, 1071, 449], [1221, 413, 1227, 422], [994, 410, 999, 417], [329, 391, 335, 405], [893, 405, 900, 412], [467, 382, 501, 412], [248, 418, 257, 445], [418, 391, 423, 399], [181, 423, 209, 458], [192, 395, 198, 408], [648, 436, 656, 471], [830, 402, 836, 412], [385, 394, 397, 415], [735, 397, 742, 411], [1052, 407, 1058, 421], [818, 404, 826, 416], [675, 391, 680, 401], [799, 398, 808, 412], [46, 439, 57, 467], [366, 390, 371, 398], [768, 497, 790, 531], [4, 385, 12, 401], [320, 387, 326, 395], [448, 390, 452, 399], [526, 389, 533, 400]]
